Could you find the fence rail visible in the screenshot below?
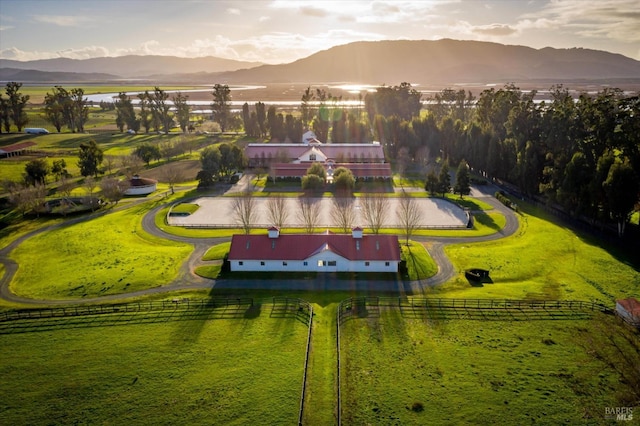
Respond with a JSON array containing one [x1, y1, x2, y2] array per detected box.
[[0, 297, 254, 323], [338, 297, 612, 324]]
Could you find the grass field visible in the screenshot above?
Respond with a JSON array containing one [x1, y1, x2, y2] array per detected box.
[[0, 307, 308, 425], [10, 200, 192, 299], [437, 202, 640, 302], [340, 309, 639, 425]]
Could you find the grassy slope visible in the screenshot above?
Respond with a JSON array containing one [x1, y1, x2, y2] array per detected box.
[[10, 201, 192, 299], [438, 202, 640, 301], [341, 310, 638, 425], [0, 310, 307, 425]]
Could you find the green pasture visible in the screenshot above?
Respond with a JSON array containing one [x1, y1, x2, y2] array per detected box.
[[340, 310, 638, 425], [438, 202, 639, 301], [19, 85, 199, 104], [0, 308, 307, 425], [401, 241, 438, 281], [9, 200, 192, 300]]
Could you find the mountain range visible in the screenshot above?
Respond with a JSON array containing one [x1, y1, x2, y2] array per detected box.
[[1, 39, 639, 86]]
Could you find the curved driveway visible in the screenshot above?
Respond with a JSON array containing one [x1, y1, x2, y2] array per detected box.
[[0, 185, 518, 306]]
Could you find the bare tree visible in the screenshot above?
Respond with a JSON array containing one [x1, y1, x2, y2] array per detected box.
[[100, 177, 129, 205], [119, 154, 144, 178], [103, 155, 117, 176], [297, 196, 321, 233], [360, 193, 390, 234], [7, 183, 47, 217], [231, 190, 257, 235], [265, 194, 289, 228], [331, 196, 356, 233], [83, 176, 98, 211], [160, 165, 185, 194], [396, 190, 422, 245]]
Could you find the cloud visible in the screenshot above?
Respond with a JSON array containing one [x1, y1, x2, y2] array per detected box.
[[0, 25, 14, 31], [227, 8, 240, 15], [0, 47, 59, 61], [472, 23, 518, 37], [32, 14, 90, 27], [300, 6, 329, 17], [55, 46, 111, 59], [520, 0, 640, 43]]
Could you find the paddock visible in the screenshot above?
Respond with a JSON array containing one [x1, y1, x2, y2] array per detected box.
[[168, 196, 468, 229]]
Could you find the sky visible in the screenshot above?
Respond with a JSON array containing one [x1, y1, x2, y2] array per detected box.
[[0, 0, 639, 64]]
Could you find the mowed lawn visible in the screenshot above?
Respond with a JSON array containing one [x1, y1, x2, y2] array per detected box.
[[10, 201, 192, 299], [340, 309, 639, 425], [439, 202, 640, 301], [0, 309, 308, 425]]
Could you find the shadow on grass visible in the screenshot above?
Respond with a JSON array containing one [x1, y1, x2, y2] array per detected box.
[[473, 212, 501, 231]]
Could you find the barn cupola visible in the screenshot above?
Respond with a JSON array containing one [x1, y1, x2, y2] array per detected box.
[[352, 226, 363, 239], [268, 226, 280, 239]]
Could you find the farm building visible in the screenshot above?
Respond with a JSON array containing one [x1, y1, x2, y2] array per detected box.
[[124, 175, 157, 196], [615, 298, 640, 326], [0, 141, 37, 158], [245, 139, 390, 180], [228, 227, 401, 273]]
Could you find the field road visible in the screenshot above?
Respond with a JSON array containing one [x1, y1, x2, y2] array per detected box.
[[0, 183, 518, 306]]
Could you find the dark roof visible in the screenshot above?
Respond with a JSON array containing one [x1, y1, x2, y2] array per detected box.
[[0, 141, 37, 154], [129, 175, 157, 186], [229, 233, 400, 262]]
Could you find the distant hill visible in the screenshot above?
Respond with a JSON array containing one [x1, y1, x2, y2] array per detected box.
[[215, 39, 640, 85], [0, 55, 262, 78], [0, 67, 119, 82], [1, 40, 638, 86]]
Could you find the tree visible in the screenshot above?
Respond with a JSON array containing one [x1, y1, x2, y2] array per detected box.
[[5, 82, 30, 131], [331, 196, 356, 233], [218, 143, 245, 180], [68, 88, 89, 133], [83, 176, 98, 211], [453, 160, 471, 198], [5, 181, 47, 217], [100, 177, 129, 205], [425, 170, 439, 195], [119, 154, 144, 178], [78, 140, 104, 177], [0, 95, 10, 133], [300, 86, 315, 127], [134, 143, 161, 165], [43, 87, 66, 132], [138, 91, 152, 133], [333, 167, 355, 194], [24, 159, 50, 186], [364, 82, 422, 122], [197, 145, 222, 187], [160, 165, 185, 194], [302, 174, 324, 192], [396, 190, 422, 245], [172, 91, 190, 133], [438, 160, 451, 197], [114, 92, 139, 132], [306, 162, 326, 180], [360, 193, 390, 234], [231, 190, 257, 235], [149, 87, 172, 133], [51, 159, 69, 181], [297, 196, 321, 233], [211, 83, 231, 132], [603, 159, 639, 237], [265, 194, 289, 228]]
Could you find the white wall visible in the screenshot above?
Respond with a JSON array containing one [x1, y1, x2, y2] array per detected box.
[[231, 250, 398, 273]]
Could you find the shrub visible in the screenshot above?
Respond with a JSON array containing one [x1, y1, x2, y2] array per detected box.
[[411, 402, 424, 412]]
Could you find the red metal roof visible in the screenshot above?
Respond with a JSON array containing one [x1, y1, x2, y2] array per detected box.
[[272, 162, 392, 178], [617, 298, 640, 316], [246, 143, 384, 162], [0, 141, 37, 154], [229, 233, 401, 262]]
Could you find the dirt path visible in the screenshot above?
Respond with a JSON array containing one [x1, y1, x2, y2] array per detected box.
[[0, 184, 519, 306]]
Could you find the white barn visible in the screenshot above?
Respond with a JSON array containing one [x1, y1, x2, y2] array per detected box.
[[228, 227, 401, 273]]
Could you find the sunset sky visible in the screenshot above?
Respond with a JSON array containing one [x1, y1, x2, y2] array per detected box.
[[1, 0, 638, 63]]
